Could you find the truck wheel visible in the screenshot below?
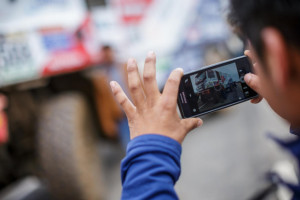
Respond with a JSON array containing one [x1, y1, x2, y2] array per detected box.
[[37, 93, 105, 200]]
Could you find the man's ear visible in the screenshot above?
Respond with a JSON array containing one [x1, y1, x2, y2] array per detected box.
[[261, 28, 289, 92]]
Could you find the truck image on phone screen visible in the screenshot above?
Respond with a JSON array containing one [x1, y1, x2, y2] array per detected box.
[[194, 69, 234, 104]]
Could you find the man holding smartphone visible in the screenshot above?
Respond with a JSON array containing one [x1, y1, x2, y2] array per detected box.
[[110, 0, 300, 199]]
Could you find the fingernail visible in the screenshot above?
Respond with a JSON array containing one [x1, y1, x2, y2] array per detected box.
[[128, 58, 135, 65], [110, 81, 116, 91], [244, 73, 252, 83], [175, 68, 184, 73], [197, 120, 203, 127], [148, 51, 155, 57]]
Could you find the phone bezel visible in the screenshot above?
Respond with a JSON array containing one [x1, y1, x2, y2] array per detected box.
[[177, 55, 258, 118]]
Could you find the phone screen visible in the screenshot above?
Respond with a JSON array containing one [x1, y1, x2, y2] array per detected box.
[[178, 56, 258, 118]]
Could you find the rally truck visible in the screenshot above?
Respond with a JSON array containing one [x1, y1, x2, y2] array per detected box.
[[0, 0, 114, 199], [194, 69, 234, 103]]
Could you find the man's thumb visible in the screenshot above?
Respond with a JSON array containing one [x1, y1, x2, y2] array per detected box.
[[244, 73, 260, 93]]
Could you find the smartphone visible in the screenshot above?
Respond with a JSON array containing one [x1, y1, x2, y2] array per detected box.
[[177, 55, 258, 118]]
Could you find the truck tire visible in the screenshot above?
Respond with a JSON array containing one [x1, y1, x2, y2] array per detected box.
[[37, 93, 105, 200]]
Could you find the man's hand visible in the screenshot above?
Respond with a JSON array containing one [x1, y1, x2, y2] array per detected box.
[[110, 51, 202, 144], [244, 50, 264, 104]]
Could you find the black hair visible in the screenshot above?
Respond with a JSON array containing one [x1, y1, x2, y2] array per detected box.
[[228, 0, 300, 60]]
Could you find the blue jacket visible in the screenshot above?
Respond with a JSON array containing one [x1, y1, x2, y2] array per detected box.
[[121, 130, 300, 200], [121, 134, 181, 199]]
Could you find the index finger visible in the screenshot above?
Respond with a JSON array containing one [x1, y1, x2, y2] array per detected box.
[[161, 68, 183, 110], [244, 50, 256, 64]]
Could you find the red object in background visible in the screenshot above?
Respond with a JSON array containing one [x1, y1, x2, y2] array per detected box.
[[116, 0, 153, 24], [0, 112, 8, 144], [221, 76, 225, 83], [0, 95, 8, 145], [42, 45, 91, 77], [42, 15, 98, 77]]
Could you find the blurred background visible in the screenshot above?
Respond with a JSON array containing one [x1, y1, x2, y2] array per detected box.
[[0, 0, 296, 200]]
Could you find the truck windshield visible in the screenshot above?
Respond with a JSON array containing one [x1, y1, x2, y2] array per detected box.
[[207, 70, 215, 78]]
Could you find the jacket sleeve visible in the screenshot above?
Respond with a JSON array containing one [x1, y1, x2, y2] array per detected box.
[[121, 134, 182, 200]]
